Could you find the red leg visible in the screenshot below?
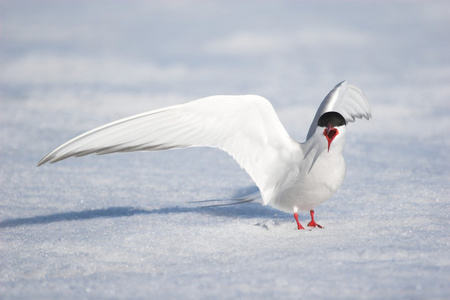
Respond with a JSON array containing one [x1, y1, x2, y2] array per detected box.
[[294, 212, 305, 230], [307, 210, 323, 228]]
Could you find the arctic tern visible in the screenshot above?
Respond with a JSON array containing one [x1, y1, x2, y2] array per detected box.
[[38, 81, 371, 230]]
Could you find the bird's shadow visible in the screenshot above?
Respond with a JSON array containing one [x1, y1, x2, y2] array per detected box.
[[0, 187, 288, 229]]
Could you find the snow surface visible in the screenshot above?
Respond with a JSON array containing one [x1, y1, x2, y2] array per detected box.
[[1, 1, 449, 299]]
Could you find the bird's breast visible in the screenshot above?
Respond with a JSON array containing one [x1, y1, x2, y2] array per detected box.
[[269, 152, 346, 213]]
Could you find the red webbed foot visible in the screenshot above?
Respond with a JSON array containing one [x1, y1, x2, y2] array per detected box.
[[307, 210, 323, 229]]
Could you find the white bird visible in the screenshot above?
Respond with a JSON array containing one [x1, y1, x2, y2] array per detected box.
[[38, 81, 371, 230]]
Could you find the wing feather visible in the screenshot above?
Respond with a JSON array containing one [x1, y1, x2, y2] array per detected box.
[[306, 81, 371, 140], [38, 95, 302, 205]]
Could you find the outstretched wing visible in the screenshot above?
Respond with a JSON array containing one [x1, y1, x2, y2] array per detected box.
[[306, 81, 371, 140], [38, 95, 302, 205]]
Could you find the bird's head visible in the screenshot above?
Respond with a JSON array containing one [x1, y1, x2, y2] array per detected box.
[[317, 111, 347, 152]]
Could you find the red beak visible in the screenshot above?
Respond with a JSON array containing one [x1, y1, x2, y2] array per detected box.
[[323, 124, 339, 152]]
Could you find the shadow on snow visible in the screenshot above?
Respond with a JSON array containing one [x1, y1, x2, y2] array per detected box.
[[0, 187, 289, 229]]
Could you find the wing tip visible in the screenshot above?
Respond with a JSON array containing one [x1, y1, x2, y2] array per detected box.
[[37, 150, 79, 167], [336, 80, 348, 87], [37, 156, 50, 167], [37, 155, 62, 167]]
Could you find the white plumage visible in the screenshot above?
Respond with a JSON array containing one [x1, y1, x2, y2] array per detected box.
[[38, 81, 371, 229]]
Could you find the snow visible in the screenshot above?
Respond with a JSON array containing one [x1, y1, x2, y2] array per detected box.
[[1, 1, 449, 299]]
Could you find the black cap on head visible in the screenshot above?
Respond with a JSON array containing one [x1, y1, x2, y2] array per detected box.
[[317, 111, 346, 127]]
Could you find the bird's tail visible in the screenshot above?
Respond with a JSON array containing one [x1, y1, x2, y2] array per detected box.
[[188, 190, 261, 208]]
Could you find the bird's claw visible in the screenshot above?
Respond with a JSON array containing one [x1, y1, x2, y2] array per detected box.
[[307, 221, 323, 229]]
